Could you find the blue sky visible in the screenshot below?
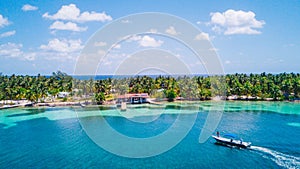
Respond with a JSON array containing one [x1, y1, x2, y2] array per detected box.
[[0, 0, 299, 75]]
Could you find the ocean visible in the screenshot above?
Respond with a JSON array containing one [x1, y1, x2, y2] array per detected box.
[[70, 74, 209, 80], [0, 101, 299, 168]]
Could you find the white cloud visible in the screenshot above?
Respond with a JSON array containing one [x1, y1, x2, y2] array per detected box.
[[165, 26, 179, 35], [43, 4, 112, 23], [211, 25, 222, 34], [78, 11, 112, 22], [0, 30, 37, 63], [0, 43, 36, 61], [23, 53, 36, 61], [210, 9, 265, 35], [209, 47, 219, 52], [149, 29, 157, 33], [40, 38, 83, 53], [0, 14, 10, 28], [0, 41, 81, 62], [94, 41, 107, 47], [139, 35, 163, 47], [22, 4, 38, 11], [127, 35, 142, 42], [40, 51, 77, 61], [195, 32, 210, 40], [0, 30, 16, 38], [225, 27, 261, 35], [0, 43, 23, 57], [196, 21, 211, 27], [121, 19, 131, 23], [50, 21, 87, 32], [126, 35, 163, 47], [43, 4, 80, 21], [225, 60, 231, 64]]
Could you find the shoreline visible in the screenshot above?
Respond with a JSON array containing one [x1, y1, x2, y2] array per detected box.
[[1, 98, 299, 110]]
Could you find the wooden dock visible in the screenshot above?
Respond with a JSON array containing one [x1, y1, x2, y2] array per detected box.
[[121, 102, 127, 111]]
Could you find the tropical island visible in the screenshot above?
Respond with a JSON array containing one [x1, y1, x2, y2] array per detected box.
[[0, 71, 299, 109]]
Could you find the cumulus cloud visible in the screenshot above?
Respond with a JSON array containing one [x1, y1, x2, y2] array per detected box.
[[43, 4, 112, 23], [210, 9, 265, 35], [1, 40, 81, 62], [139, 35, 163, 47], [126, 35, 163, 47], [0, 43, 36, 61], [195, 32, 210, 40], [0, 14, 10, 28], [22, 4, 38, 11], [165, 26, 179, 35], [40, 38, 83, 53], [0, 30, 16, 38], [50, 21, 87, 32], [0, 43, 23, 57]]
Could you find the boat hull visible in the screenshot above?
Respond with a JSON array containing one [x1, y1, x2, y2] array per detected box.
[[212, 135, 251, 148]]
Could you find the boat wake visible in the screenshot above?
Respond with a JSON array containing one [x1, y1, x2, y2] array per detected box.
[[250, 146, 300, 169]]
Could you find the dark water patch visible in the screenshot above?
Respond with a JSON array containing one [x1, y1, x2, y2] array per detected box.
[[6, 108, 46, 117], [7, 112, 42, 117], [202, 104, 212, 107], [25, 108, 47, 113], [222, 109, 279, 114], [0, 123, 7, 128], [97, 106, 115, 111], [147, 106, 167, 110], [180, 105, 200, 110], [74, 106, 115, 112], [228, 106, 241, 109], [129, 105, 152, 109], [165, 104, 182, 110], [131, 104, 200, 111], [26, 107, 69, 112]]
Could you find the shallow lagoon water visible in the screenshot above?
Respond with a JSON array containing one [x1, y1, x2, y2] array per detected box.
[[0, 101, 299, 168]]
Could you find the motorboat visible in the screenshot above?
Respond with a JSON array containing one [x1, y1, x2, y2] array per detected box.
[[212, 133, 251, 148]]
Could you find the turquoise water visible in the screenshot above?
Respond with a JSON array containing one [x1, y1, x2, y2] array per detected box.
[[0, 102, 299, 168]]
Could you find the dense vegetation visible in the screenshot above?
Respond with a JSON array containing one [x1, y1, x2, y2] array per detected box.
[[0, 71, 73, 103], [0, 72, 299, 103]]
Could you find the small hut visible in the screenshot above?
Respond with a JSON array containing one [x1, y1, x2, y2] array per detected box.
[[117, 93, 149, 104]]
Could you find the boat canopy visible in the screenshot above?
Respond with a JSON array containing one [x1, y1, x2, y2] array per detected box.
[[223, 133, 239, 139]]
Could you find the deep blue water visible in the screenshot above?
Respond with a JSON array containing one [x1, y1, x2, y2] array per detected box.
[[0, 103, 300, 168]]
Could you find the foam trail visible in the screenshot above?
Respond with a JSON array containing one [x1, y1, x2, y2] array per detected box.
[[251, 146, 300, 169]]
